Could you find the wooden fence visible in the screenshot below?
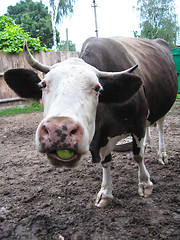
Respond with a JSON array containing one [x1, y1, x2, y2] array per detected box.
[[0, 51, 79, 100]]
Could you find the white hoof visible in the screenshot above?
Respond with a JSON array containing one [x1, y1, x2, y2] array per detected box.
[[158, 152, 168, 165], [95, 190, 113, 208], [95, 197, 111, 208], [138, 182, 153, 197]]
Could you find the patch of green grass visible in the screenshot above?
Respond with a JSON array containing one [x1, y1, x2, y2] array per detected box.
[[176, 100, 180, 107], [0, 102, 43, 117], [168, 100, 180, 114], [177, 94, 180, 99]]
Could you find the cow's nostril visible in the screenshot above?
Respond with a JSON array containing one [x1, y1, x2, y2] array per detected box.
[[42, 124, 48, 134], [70, 129, 77, 135]]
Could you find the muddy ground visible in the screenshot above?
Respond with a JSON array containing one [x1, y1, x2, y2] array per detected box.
[[0, 102, 180, 240]]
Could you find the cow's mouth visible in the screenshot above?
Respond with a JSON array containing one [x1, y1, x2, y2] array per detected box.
[[47, 150, 81, 168]]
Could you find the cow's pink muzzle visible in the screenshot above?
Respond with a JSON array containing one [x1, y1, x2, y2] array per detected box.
[[37, 117, 84, 167]]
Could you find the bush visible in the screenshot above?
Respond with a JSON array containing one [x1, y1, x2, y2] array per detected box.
[[0, 15, 49, 53]]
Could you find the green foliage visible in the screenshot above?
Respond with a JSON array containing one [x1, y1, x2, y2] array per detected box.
[[49, 0, 75, 23], [0, 102, 43, 117], [135, 0, 179, 48], [57, 40, 76, 51], [0, 15, 48, 53], [48, 0, 76, 50], [5, 0, 59, 48], [0, 15, 14, 31]]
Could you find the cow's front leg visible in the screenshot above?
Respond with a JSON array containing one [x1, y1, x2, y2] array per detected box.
[[133, 135, 153, 197], [95, 156, 113, 207]]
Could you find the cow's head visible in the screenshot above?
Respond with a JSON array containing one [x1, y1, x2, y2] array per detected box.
[[4, 41, 142, 168]]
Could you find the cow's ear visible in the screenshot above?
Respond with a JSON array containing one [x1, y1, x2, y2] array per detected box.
[[4, 69, 42, 100], [99, 73, 142, 103]]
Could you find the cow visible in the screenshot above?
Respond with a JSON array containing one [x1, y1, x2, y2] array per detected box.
[[4, 37, 178, 207]]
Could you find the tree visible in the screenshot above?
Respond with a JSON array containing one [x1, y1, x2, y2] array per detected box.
[[0, 15, 47, 53], [135, 0, 179, 48], [5, 0, 58, 48], [47, 0, 76, 50], [57, 40, 76, 51]]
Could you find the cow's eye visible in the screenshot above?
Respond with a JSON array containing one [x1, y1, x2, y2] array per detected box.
[[39, 81, 47, 89], [93, 84, 101, 93]]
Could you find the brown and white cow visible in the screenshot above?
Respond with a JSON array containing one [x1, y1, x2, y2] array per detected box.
[[4, 37, 178, 207]]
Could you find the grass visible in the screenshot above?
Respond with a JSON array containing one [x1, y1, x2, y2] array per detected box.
[[0, 101, 43, 117], [177, 93, 180, 100]]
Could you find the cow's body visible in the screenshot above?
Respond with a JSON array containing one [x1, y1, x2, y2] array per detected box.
[[81, 37, 177, 124], [80, 37, 178, 165], [4, 37, 178, 207]]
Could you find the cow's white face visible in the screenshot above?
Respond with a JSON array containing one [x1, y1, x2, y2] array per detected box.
[[35, 58, 102, 167]]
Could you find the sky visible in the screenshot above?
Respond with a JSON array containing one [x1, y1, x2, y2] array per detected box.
[[0, 0, 180, 51]]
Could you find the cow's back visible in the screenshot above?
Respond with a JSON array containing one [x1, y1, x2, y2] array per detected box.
[[117, 37, 178, 123], [80, 37, 178, 124]]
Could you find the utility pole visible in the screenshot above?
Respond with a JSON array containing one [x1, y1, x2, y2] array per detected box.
[[66, 28, 69, 51], [92, 0, 98, 38]]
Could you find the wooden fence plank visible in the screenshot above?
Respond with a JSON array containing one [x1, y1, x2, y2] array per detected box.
[[0, 51, 79, 100]]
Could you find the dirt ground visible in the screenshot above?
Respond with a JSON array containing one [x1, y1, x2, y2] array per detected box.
[[0, 102, 180, 240]]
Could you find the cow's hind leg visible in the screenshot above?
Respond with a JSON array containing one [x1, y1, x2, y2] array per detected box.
[[133, 135, 153, 197], [144, 126, 151, 148], [157, 116, 168, 164]]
